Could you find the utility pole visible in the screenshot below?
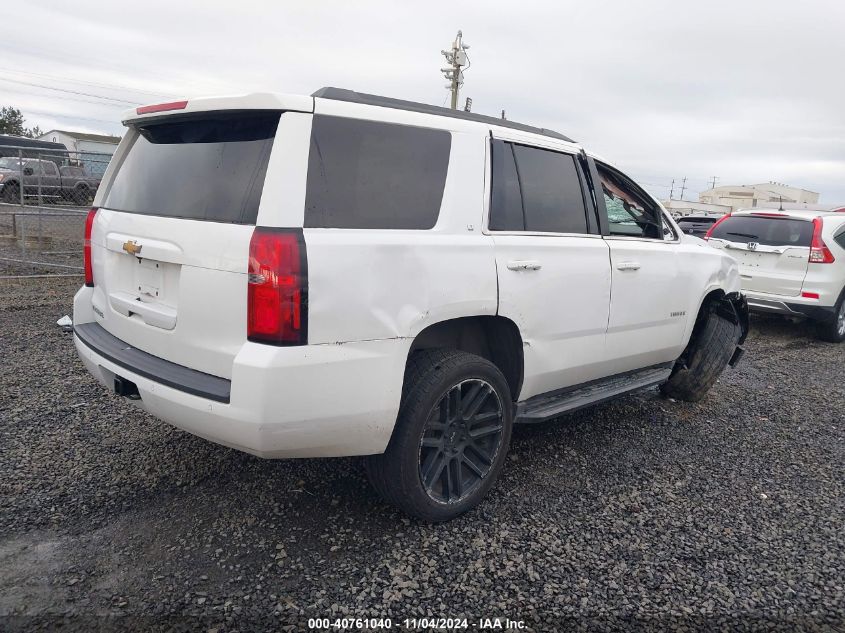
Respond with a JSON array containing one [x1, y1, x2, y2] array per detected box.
[[679, 177, 687, 201], [669, 178, 675, 200], [441, 30, 470, 110], [709, 176, 718, 190]]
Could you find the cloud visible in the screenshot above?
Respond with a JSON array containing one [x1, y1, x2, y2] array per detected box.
[[2, 0, 843, 201]]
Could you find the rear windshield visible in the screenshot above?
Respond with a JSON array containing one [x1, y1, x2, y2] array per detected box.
[[709, 215, 813, 247], [104, 112, 279, 224]]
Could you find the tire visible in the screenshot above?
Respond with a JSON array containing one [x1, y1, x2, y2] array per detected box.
[[661, 301, 741, 402], [816, 291, 845, 343], [72, 186, 90, 206], [1, 181, 20, 204], [365, 349, 513, 522]]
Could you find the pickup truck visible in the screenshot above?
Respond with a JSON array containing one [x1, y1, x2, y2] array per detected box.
[[0, 157, 101, 206]]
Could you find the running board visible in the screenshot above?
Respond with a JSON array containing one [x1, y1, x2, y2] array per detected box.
[[515, 364, 673, 424]]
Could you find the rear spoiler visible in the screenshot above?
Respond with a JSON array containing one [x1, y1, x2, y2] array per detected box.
[[123, 93, 314, 125]]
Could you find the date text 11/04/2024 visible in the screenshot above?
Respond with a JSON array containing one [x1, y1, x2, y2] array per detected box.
[[307, 617, 526, 630]]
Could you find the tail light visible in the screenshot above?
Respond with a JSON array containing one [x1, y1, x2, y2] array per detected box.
[[247, 228, 308, 346], [136, 100, 188, 115], [83, 208, 97, 287], [809, 217, 835, 264], [703, 213, 731, 240]]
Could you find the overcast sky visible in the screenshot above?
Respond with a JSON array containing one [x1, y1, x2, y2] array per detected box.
[[2, 0, 843, 202]]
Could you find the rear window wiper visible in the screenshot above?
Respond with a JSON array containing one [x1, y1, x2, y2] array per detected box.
[[725, 232, 758, 239]]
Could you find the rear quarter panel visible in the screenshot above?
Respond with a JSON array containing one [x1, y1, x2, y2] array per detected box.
[[260, 108, 498, 346]]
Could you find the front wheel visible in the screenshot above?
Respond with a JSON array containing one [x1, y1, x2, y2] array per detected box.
[[661, 301, 741, 402], [366, 349, 513, 522]]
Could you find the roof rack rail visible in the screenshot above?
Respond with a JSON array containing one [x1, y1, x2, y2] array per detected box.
[[311, 87, 574, 143]]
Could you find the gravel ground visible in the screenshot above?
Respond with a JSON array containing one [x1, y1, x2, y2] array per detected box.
[[1, 277, 843, 632]]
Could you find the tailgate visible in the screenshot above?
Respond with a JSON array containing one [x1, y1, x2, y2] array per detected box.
[[90, 212, 254, 379], [86, 111, 280, 379], [708, 215, 812, 297], [723, 242, 810, 296]]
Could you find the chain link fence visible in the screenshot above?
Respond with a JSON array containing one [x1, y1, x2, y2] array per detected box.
[[0, 144, 111, 277]]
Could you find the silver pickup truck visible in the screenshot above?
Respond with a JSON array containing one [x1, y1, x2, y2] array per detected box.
[[0, 157, 101, 206]]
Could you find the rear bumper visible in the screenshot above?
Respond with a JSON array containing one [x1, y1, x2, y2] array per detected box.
[[746, 291, 837, 322], [75, 322, 231, 402], [73, 321, 408, 459]]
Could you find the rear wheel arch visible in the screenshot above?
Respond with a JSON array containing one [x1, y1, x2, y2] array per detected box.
[[406, 316, 524, 403]]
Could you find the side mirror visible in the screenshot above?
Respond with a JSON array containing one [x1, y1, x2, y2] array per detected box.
[[23, 167, 33, 176]]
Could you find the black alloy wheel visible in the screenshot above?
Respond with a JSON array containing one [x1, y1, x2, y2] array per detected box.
[[365, 349, 513, 522], [418, 378, 504, 504]]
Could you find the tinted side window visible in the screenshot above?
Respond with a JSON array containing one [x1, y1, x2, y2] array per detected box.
[[835, 229, 845, 250], [489, 142, 588, 234], [305, 116, 451, 230], [489, 141, 523, 231], [513, 146, 588, 234], [596, 163, 662, 239]]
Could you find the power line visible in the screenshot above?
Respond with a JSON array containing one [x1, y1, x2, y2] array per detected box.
[[22, 109, 121, 127], [0, 67, 177, 99], [0, 76, 140, 105], [0, 82, 130, 109]]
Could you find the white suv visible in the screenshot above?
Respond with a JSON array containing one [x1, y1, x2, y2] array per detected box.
[[705, 209, 845, 342], [73, 88, 748, 521]]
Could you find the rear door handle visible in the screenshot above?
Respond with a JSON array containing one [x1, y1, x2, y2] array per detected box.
[[616, 261, 641, 271], [507, 260, 542, 271]]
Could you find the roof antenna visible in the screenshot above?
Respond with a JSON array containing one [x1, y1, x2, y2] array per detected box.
[[778, 195, 784, 211]]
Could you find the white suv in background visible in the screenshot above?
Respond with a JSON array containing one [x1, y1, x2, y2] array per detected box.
[[73, 88, 748, 521], [705, 209, 845, 342]]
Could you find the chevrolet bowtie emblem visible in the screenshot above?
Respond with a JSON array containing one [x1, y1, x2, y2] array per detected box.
[[122, 240, 142, 256]]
